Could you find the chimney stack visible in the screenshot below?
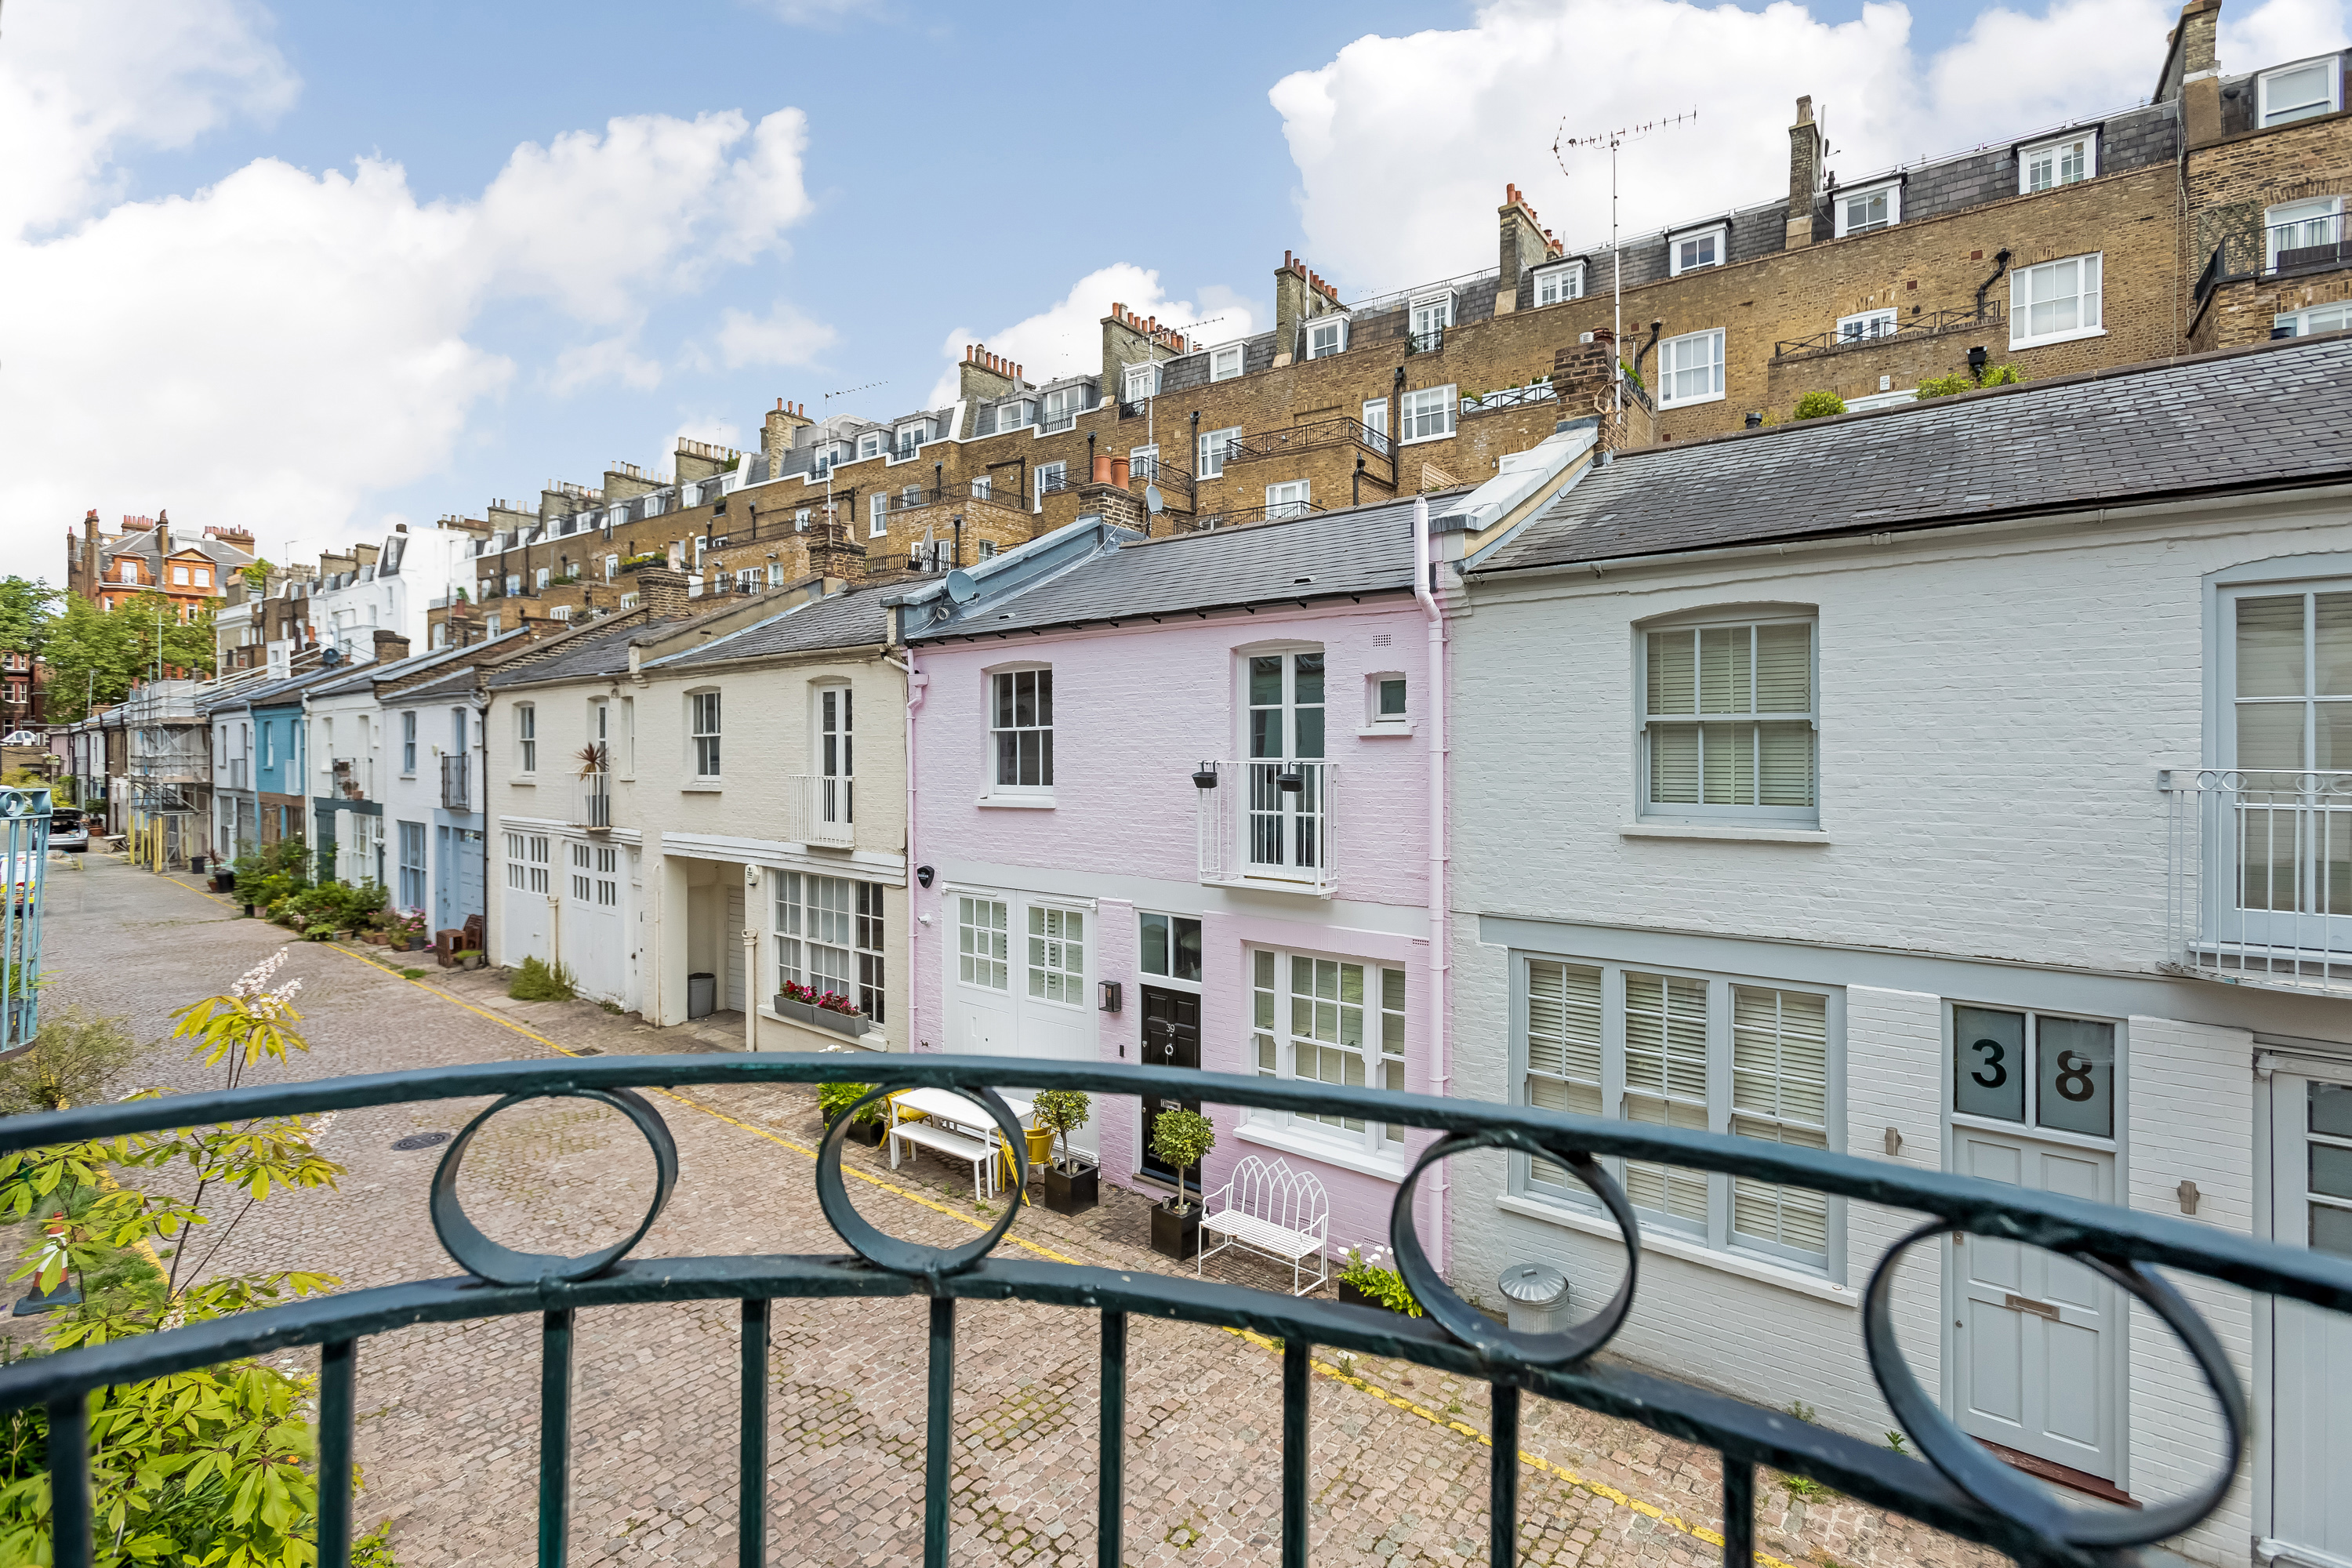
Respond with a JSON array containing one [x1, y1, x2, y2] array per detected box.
[[1497, 183, 1563, 314], [372, 629, 412, 664], [1786, 96, 1826, 249]]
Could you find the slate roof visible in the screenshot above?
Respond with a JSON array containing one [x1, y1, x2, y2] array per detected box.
[[483, 622, 651, 691], [906, 495, 1438, 642], [652, 586, 895, 671], [1476, 336, 2352, 575]]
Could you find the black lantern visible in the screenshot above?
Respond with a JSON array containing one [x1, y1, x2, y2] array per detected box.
[[1276, 764, 1305, 793], [1191, 763, 1219, 789]]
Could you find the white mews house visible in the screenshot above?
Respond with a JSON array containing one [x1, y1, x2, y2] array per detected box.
[[1443, 336, 2352, 1567]]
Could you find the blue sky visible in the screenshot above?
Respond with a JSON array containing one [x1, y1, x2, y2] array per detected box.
[[3, 0, 2345, 579]]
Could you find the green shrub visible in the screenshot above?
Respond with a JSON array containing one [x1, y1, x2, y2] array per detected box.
[[0, 1007, 137, 1115], [1338, 1246, 1422, 1316], [1792, 390, 1848, 420], [818, 1081, 880, 1124], [1916, 363, 2026, 399], [508, 956, 579, 1002], [1032, 1090, 1092, 1171]]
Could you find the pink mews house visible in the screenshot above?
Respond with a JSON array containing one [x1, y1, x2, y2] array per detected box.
[[891, 496, 1450, 1267]]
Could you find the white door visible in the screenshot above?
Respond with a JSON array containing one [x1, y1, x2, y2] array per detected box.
[[2267, 1072, 2352, 1565], [1949, 1128, 2121, 1480], [943, 891, 1098, 1157], [564, 841, 626, 1005], [723, 883, 746, 1011]]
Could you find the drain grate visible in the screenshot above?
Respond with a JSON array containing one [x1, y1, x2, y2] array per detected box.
[[391, 1131, 452, 1151]]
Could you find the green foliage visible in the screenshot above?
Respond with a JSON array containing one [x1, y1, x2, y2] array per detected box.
[[1031, 1090, 1091, 1170], [0, 578, 59, 662], [1780, 1472, 1835, 1501], [1916, 362, 2027, 399], [242, 560, 276, 588], [1338, 1246, 1423, 1316], [0, 1006, 137, 1116], [1786, 1399, 1817, 1423], [1791, 390, 1848, 420], [507, 956, 578, 1002], [399, 967, 427, 980], [1886, 1429, 1910, 1455], [1149, 1108, 1214, 1212], [0, 954, 394, 1566], [42, 591, 217, 721], [818, 1082, 883, 1124]]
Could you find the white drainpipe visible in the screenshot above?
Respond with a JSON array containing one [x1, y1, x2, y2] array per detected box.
[[1411, 495, 1450, 1275], [887, 648, 923, 1053]]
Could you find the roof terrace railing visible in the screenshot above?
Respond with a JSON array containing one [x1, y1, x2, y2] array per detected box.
[[1226, 418, 1393, 466], [1773, 306, 2004, 361], [2198, 213, 2352, 304], [1181, 499, 1327, 532], [3, 1054, 2346, 1568]]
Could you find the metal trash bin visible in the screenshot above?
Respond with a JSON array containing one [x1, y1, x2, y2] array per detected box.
[[688, 972, 717, 1018], [1498, 1261, 1571, 1335]]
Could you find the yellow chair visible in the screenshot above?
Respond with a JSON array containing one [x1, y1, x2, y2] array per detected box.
[[1000, 1127, 1056, 1202]]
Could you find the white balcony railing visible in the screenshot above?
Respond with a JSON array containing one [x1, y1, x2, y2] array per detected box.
[[786, 775, 855, 849], [575, 775, 612, 830], [2165, 768, 2352, 995], [1196, 759, 1336, 895]]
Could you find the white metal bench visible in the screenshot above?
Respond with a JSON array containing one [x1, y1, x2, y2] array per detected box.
[[1196, 1156, 1330, 1296], [887, 1119, 997, 1201]]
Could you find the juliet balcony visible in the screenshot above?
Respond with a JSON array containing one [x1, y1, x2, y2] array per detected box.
[[786, 773, 855, 849], [439, 753, 470, 813], [1194, 759, 1336, 895], [2165, 767, 2352, 995]]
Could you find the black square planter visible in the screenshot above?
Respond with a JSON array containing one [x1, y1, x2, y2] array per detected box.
[[1150, 1200, 1200, 1261], [1043, 1160, 1098, 1214]]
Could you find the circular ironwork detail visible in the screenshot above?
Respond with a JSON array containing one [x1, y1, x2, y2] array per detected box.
[[814, 1085, 1025, 1283], [392, 1131, 452, 1151], [1864, 1220, 2246, 1548], [429, 1087, 678, 1286], [1389, 1128, 1639, 1368]]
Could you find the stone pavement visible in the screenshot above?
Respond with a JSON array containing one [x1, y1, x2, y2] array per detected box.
[[20, 853, 1998, 1568]]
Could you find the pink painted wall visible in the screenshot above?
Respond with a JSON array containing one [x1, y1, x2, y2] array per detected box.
[[905, 596, 1443, 1261]]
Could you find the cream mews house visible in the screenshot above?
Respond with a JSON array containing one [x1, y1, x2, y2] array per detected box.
[[1441, 335, 2352, 1567], [484, 579, 909, 1047]]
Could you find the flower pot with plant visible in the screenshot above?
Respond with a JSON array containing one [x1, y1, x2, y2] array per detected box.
[[1335, 1245, 1422, 1316], [818, 1081, 887, 1146], [1149, 1108, 1215, 1260], [773, 980, 868, 1037], [1032, 1089, 1097, 1214]]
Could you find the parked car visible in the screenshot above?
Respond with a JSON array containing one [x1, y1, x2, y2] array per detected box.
[[48, 810, 86, 852]]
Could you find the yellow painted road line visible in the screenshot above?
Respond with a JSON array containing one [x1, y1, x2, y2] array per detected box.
[[311, 924, 1775, 1563]]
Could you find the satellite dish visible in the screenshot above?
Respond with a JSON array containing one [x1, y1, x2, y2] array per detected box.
[[944, 568, 978, 604], [1145, 485, 1165, 516]]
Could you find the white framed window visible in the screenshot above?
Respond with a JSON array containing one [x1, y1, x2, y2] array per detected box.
[[1026, 906, 1084, 1004], [977, 540, 997, 560], [505, 831, 550, 894], [968, 477, 993, 502], [2259, 57, 2342, 127], [1360, 399, 1389, 455], [506, 574, 522, 596], [775, 871, 884, 1019], [2276, 302, 2352, 336], [570, 842, 593, 902], [1304, 318, 1348, 359], [957, 895, 1009, 990], [398, 821, 426, 909], [1129, 445, 1160, 480], [1250, 949, 1408, 1153], [1836, 308, 1897, 344], [1265, 481, 1312, 518], [550, 605, 573, 622], [2009, 252, 2103, 347], [117, 561, 136, 583], [1123, 363, 1161, 401], [2019, 132, 2096, 194], [1198, 426, 1240, 479], [1533, 261, 1584, 307], [2267, 197, 2344, 270], [1640, 615, 1817, 824], [1399, 385, 1455, 443], [401, 710, 416, 775], [1517, 956, 1841, 1272], [1210, 345, 1244, 382], [869, 492, 887, 537], [1041, 386, 1080, 432], [1657, 328, 1726, 407], [857, 432, 883, 460], [815, 683, 851, 826], [617, 593, 637, 612], [994, 401, 1033, 433], [990, 667, 1052, 791], [1833, 183, 1899, 237], [690, 689, 721, 778], [516, 704, 537, 774], [194, 568, 210, 587], [1138, 911, 1203, 984], [595, 845, 619, 908], [1367, 673, 1407, 727], [604, 554, 619, 579], [171, 565, 190, 586], [535, 567, 550, 591], [896, 422, 927, 457], [1951, 1003, 2115, 1141], [1033, 461, 1065, 509], [1408, 291, 1454, 342], [1669, 224, 1726, 275]]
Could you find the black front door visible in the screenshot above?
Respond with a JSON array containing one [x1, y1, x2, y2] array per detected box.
[[1138, 985, 1200, 1188]]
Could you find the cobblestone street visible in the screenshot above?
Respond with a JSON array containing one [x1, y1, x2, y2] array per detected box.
[[23, 854, 1993, 1568]]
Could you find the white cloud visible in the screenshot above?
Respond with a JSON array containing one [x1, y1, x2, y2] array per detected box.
[[925, 263, 1259, 405], [0, 3, 826, 581], [1269, 0, 2350, 294], [716, 299, 837, 368]]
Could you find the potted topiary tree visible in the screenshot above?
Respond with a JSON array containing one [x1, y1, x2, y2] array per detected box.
[[1148, 1108, 1215, 1260], [1032, 1089, 1096, 1214]]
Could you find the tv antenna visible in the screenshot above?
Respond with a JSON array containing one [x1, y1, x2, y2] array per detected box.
[[820, 379, 887, 530], [1131, 313, 1222, 448], [1555, 110, 1697, 410]]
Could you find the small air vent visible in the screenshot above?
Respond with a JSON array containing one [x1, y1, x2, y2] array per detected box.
[[1294, 576, 1314, 585], [1373, 633, 1392, 648]]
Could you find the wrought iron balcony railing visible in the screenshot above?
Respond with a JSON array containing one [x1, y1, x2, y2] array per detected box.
[[1180, 501, 1327, 532], [2164, 766, 2352, 994], [2197, 213, 2352, 305], [1459, 381, 1559, 416], [4, 1054, 2347, 1568], [1407, 327, 1446, 354], [1772, 307, 2005, 361], [1225, 418, 1393, 466], [785, 772, 854, 848], [1195, 757, 1336, 894]]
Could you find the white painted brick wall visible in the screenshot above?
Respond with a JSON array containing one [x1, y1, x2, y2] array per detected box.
[[2126, 1015, 2256, 1567]]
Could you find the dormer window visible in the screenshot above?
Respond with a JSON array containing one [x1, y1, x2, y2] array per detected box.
[[2259, 57, 2342, 127], [857, 432, 883, 460], [1210, 345, 1244, 382], [2019, 132, 2097, 194], [1834, 182, 1899, 237], [1532, 260, 1584, 307], [1408, 291, 1454, 350], [1669, 223, 1726, 276], [996, 400, 1033, 433], [1123, 362, 1161, 401], [1304, 317, 1349, 359], [1042, 386, 1081, 431], [896, 422, 927, 458]]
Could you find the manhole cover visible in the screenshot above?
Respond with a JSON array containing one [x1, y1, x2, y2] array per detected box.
[[391, 1131, 452, 1151]]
